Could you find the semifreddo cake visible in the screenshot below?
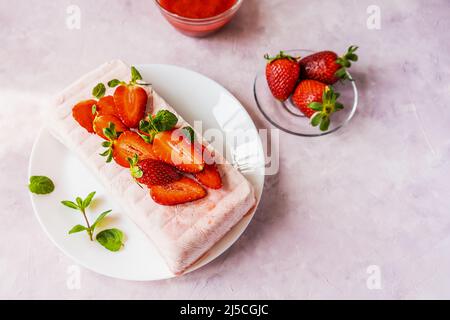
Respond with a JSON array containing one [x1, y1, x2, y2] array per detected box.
[[45, 60, 256, 275]]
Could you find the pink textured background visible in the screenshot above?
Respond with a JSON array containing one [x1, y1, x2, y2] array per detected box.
[[1, 0, 450, 299]]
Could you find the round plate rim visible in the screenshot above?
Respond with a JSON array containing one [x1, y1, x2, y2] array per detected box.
[[28, 63, 265, 281]]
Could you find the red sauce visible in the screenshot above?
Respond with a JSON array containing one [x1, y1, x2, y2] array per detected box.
[[159, 0, 237, 19]]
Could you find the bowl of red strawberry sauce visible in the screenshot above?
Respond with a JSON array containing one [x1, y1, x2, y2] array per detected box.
[[154, 0, 243, 37]]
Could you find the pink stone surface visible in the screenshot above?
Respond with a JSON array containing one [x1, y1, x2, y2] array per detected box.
[[1, 0, 450, 299]]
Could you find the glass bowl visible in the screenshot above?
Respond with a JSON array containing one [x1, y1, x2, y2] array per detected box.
[[254, 49, 358, 137], [154, 0, 243, 37]]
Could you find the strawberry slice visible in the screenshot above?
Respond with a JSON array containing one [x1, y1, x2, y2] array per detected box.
[[201, 144, 216, 165], [72, 99, 97, 133], [135, 159, 181, 187], [193, 164, 222, 189], [113, 84, 147, 128], [150, 177, 207, 206], [93, 115, 127, 140], [96, 95, 117, 116], [152, 129, 205, 173], [113, 131, 156, 168]]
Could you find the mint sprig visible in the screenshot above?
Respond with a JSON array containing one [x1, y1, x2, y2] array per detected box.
[[309, 86, 344, 132], [28, 176, 55, 195], [62, 191, 99, 241], [139, 110, 178, 143], [92, 83, 106, 99], [61, 191, 123, 252]]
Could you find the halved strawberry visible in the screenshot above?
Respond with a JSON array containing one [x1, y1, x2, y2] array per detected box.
[[198, 143, 216, 165], [72, 99, 97, 133], [113, 131, 156, 167], [179, 126, 216, 165], [134, 159, 181, 187], [113, 85, 147, 128], [152, 129, 205, 173], [150, 177, 207, 206], [193, 164, 222, 189], [96, 95, 117, 116], [93, 115, 127, 140]]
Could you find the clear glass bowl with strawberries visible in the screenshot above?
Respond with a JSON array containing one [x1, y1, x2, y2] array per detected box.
[[254, 48, 359, 137]]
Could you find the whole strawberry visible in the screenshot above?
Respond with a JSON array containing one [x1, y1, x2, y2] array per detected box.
[[292, 80, 344, 131], [127, 155, 181, 187], [300, 46, 358, 84], [264, 51, 300, 101]]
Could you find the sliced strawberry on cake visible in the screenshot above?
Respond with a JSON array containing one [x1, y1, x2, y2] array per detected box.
[[72, 99, 97, 133], [110, 67, 147, 128], [150, 177, 207, 206]]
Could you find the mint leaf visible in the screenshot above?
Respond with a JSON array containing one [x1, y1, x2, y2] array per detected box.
[[91, 210, 112, 232], [108, 79, 121, 88], [61, 200, 79, 210], [92, 83, 106, 99], [28, 176, 55, 195], [152, 110, 178, 132], [131, 66, 143, 83], [82, 191, 96, 209], [68, 224, 88, 234], [96, 228, 124, 252]]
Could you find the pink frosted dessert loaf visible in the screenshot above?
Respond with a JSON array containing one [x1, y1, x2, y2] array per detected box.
[[45, 60, 255, 275]]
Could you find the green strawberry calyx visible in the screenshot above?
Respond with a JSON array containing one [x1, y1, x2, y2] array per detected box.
[[107, 66, 151, 89], [127, 153, 144, 188], [99, 122, 119, 163], [335, 45, 359, 81], [264, 51, 300, 63], [308, 86, 344, 131]]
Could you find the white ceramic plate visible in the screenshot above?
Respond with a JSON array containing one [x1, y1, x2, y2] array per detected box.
[[29, 64, 265, 281]]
